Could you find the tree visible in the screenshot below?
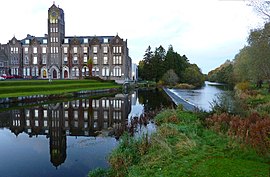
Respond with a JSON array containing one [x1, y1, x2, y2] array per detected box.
[[87, 57, 93, 76], [183, 64, 205, 87], [161, 69, 179, 86], [247, 0, 270, 20]]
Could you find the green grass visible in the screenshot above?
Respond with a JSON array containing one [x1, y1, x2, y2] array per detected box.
[[90, 108, 270, 177], [0, 79, 120, 98]]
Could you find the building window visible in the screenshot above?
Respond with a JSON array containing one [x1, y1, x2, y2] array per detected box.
[[43, 39, 47, 44], [32, 66, 38, 76], [103, 46, 108, 53], [15, 47, 18, 53], [103, 56, 108, 64], [82, 67, 89, 76], [93, 55, 97, 64], [42, 47, 46, 54], [25, 40, 30, 44], [113, 56, 122, 64], [83, 47, 87, 53], [64, 55, 67, 63], [84, 38, 88, 43], [72, 67, 79, 77], [42, 55, 46, 64], [55, 37, 58, 43], [24, 47, 28, 54], [102, 67, 109, 77], [73, 55, 78, 64], [74, 47, 77, 54], [113, 66, 121, 77], [64, 38, 69, 43], [33, 56, 38, 64], [24, 56, 29, 64], [93, 46, 98, 53], [55, 28, 58, 33], [33, 47, 37, 54], [113, 46, 121, 53], [56, 47, 58, 54], [64, 47, 68, 53], [103, 38, 108, 43], [92, 67, 99, 76], [84, 54, 87, 63]]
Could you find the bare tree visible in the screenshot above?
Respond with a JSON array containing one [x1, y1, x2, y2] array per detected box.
[[247, 0, 270, 20]]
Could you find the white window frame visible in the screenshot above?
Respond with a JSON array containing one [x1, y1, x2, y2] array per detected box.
[[42, 47, 46, 54], [74, 47, 77, 54], [24, 47, 28, 54], [103, 46, 108, 53], [93, 46, 98, 53]]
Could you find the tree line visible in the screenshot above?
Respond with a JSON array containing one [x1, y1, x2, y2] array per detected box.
[[208, 22, 270, 91], [138, 45, 204, 87]]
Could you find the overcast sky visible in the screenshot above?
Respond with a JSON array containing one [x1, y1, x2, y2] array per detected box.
[[0, 0, 263, 73]]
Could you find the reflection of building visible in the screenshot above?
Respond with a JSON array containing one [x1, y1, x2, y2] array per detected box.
[[6, 94, 131, 167], [131, 63, 138, 81], [0, 3, 132, 82], [0, 44, 9, 75]]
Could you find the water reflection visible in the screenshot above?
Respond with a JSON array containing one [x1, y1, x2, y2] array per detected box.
[[0, 89, 174, 177], [0, 93, 131, 168]]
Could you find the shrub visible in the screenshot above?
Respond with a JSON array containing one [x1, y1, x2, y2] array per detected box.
[[235, 81, 250, 91], [206, 112, 270, 154]]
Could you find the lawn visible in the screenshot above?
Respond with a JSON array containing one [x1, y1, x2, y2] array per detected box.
[[0, 79, 120, 98]]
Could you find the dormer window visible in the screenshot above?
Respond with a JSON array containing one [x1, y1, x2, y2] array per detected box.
[[103, 38, 108, 43], [43, 39, 47, 44], [83, 38, 88, 43], [64, 38, 69, 44], [25, 40, 30, 44]]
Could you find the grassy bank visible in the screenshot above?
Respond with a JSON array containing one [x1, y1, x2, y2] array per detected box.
[[0, 79, 120, 98], [89, 107, 269, 177]]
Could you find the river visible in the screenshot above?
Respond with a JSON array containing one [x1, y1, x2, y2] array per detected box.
[[0, 83, 225, 177]]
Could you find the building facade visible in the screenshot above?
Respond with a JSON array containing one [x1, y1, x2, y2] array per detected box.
[[1, 3, 132, 82]]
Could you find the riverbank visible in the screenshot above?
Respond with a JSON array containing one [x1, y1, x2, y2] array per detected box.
[[0, 79, 120, 104], [89, 107, 269, 177]]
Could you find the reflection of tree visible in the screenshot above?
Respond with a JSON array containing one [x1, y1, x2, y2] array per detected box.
[[138, 89, 174, 112]]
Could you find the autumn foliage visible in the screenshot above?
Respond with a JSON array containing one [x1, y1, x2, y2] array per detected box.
[[206, 112, 270, 153]]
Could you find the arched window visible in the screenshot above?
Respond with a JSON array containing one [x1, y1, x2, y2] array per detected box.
[[113, 66, 121, 77], [92, 67, 99, 76], [82, 66, 89, 76], [102, 67, 109, 77], [72, 67, 79, 77]]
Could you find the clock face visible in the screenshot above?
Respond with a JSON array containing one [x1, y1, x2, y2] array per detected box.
[[50, 10, 58, 20], [52, 11, 56, 17]]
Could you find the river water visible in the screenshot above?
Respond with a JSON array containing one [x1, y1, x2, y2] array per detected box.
[[0, 83, 225, 177], [169, 81, 227, 111], [0, 89, 174, 177]]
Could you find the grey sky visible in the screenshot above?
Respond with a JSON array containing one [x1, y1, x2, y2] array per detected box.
[[0, 0, 263, 73]]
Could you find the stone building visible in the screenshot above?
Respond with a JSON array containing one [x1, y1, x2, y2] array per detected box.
[[2, 3, 132, 82]]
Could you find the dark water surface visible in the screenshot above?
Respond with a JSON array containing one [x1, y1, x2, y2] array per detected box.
[[0, 89, 174, 177]]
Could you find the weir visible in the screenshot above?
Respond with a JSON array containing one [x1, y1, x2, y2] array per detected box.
[[163, 88, 197, 111]]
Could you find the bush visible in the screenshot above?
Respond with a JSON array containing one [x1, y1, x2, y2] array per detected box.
[[235, 82, 250, 91], [206, 112, 270, 154]]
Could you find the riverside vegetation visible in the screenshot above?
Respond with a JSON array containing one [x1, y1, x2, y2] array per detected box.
[[89, 82, 270, 177]]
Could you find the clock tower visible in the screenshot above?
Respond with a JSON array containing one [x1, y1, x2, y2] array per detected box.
[[48, 3, 65, 79]]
